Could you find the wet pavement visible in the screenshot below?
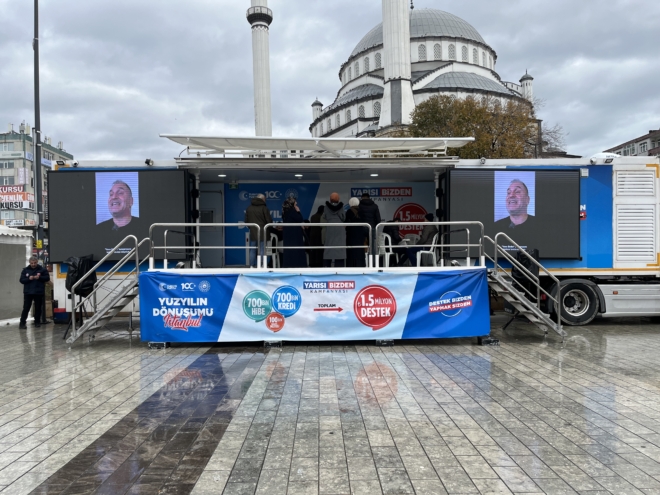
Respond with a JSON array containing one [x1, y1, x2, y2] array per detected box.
[[0, 315, 659, 493]]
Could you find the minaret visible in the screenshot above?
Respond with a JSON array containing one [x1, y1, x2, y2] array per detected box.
[[246, 0, 273, 136], [379, 0, 415, 127], [311, 99, 323, 121], [520, 71, 534, 101]]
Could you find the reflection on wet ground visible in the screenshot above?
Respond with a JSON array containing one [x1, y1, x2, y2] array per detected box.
[[0, 315, 658, 493]]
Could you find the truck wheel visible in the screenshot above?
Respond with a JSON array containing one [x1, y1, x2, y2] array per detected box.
[[559, 283, 599, 325]]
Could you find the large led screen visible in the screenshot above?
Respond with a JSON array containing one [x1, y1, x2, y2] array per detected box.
[[448, 169, 580, 259], [49, 170, 188, 263]]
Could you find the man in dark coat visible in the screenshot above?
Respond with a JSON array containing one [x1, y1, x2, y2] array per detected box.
[[244, 193, 273, 267], [322, 193, 346, 267], [309, 205, 324, 268], [358, 193, 381, 255], [19, 256, 50, 329]]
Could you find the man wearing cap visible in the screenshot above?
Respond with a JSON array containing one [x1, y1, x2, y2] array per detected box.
[[19, 256, 50, 329]]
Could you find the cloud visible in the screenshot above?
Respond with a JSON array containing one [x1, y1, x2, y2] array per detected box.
[[0, 0, 657, 158]]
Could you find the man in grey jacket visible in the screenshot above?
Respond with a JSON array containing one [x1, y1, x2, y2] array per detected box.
[[321, 192, 346, 267], [244, 194, 272, 267]]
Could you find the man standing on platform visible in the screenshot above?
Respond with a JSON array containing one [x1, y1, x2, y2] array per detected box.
[[19, 256, 50, 329], [245, 193, 273, 268]]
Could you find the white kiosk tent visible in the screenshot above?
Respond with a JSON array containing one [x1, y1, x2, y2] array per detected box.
[[57, 136, 562, 345], [0, 226, 33, 320]]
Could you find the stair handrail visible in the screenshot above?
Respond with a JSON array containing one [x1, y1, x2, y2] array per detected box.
[[70, 234, 140, 338], [492, 232, 562, 332]]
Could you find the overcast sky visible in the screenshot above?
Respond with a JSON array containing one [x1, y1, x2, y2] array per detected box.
[[1, 0, 658, 160]]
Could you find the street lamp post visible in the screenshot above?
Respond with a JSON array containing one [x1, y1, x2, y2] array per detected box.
[[33, 0, 47, 324], [33, 0, 44, 249]]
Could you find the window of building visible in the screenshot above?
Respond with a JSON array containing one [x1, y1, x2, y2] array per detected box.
[[461, 46, 468, 62], [354, 61, 360, 77], [336, 114, 341, 128], [473, 48, 478, 64], [482, 52, 486, 67], [0, 210, 15, 220], [622, 143, 636, 156], [434, 43, 441, 60], [0, 161, 15, 169], [348, 67, 352, 80], [346, 109, 352, 121], [44, 151, 54, 161], [375, 52, 382, 69], [450, 95, 457, 103], [358, 105, 365, 118], [418, 44, 426, 61], [1, 177, 15, 185], [320, 123, 324, 134], [327, 119, 332, 131], [640, 142, 648, 153], [448, 44, 456, 60], [489, 56, 493, 69], [364, 57, 370, 72], [374, 101, 381, 117], [481, 96, 488, 106], [0, 143, 14, 152]]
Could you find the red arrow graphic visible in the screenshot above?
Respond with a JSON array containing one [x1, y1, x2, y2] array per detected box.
[[314, 307, 343, 312]]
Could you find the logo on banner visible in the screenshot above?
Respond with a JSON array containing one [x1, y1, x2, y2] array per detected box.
[[154, 297, 213, 331], [243, 285, 304, 332], [429, 291, 472, 317], [243, 290, 272, 322], [271, 286, 302, 317], [285, 188, 298, 200], [199, 280, 211, 292], [354, 285, 397, 330], [303, 280, 355, 293], [159, 283, 177, 291], [351, 188, 412, 197], [181, 283, 196, 291], [265, 190, 282, 200], [394, 203, 428, 234], [265, 312, 285, 332]]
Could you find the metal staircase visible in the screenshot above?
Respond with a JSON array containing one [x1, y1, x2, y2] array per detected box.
[[484, 234, 565, 340], [66, 236, 149, 345]]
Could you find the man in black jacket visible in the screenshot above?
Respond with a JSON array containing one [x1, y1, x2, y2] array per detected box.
[[19, 256, 50, 329], [358, 193, 381, 255]]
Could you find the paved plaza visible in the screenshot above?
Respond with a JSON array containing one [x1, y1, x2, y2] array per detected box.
[[0, 316, 659, 494]]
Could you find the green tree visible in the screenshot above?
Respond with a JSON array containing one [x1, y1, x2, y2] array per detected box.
[[408, 95, 538, 159]]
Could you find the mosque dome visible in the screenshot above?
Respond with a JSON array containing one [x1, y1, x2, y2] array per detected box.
[[309, 6, 532, 138], [350, 9, 488, 58]]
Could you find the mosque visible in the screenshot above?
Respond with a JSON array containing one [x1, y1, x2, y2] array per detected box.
[[307, 7, 534, 138]]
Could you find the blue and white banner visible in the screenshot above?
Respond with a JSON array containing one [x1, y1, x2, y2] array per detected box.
[[139, 269, 490, 342], [224, 182, 435, 265]]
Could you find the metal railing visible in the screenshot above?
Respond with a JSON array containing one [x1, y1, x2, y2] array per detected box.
[[70, 235, 146, 338], [263, 222, 373, 268], [149, 223, 261, 269], [485, 233, 562, 332], [374, 221, 485, 268]]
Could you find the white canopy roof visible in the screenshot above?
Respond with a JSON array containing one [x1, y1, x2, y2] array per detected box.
[[0, 225, 32, 237], [160, 135, 474, 155]]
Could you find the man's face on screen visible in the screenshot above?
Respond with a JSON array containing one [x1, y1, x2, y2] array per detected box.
[[505, 181, 529, 216], [108, 183, 133, 217]]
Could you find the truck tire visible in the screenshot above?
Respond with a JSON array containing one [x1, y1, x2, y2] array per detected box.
[[558, 282, 599, 325]]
